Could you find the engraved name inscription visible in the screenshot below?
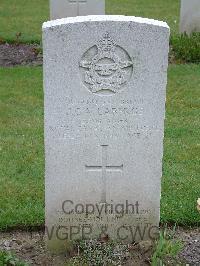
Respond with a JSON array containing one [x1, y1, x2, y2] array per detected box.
[[48, 97, 160, 140]]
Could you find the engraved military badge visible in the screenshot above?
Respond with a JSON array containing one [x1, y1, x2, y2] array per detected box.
[[80, 33, 133, 95]]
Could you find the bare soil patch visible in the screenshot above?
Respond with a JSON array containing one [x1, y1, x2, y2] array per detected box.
[[177, 227, 200, 266], [0, 43, 42, 67], [0, 227, 199, 265]]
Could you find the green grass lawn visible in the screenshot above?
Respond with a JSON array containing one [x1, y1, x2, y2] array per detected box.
[[0, 67, 44, 229], [107, 0, 180, 35], [162, 64, 200, 225], [0, 65, 199, 230], [0, 0, 49, 43], [0, 0, 180, 43]]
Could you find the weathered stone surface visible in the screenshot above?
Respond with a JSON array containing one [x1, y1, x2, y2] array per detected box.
[[180, 0, 200, 34], [43, 15, 169, 252], [50, 0, 105, 20]]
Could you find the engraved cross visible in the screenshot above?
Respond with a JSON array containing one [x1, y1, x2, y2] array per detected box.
[[68, 0, 87, 16], [85, 145, 123, 203]]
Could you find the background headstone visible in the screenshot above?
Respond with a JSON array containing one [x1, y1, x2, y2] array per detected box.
[[180, 0, 200, 34], [50, 0, 105, 20], [43, 15, 169, 252]]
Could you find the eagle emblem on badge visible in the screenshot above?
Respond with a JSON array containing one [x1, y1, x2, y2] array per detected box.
[[80, 33, 133, 95]]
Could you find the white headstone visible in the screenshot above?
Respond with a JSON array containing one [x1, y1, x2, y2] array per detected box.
[[180, 0, 200, 34], [50, 0, 105, 20], [43, 15, 170, 252]]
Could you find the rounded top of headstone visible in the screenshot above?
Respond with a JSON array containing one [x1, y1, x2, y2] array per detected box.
[[43, 15, 169, 30]]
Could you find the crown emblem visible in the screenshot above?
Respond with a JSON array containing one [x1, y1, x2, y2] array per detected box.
[[80, 33, 133, 95], [97, 33, 117, 53]]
